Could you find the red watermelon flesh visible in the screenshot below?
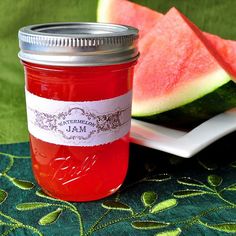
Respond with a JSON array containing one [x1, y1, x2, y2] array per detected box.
[[97, 0, 162, 39], [206, 34, 236, 77], [132, 7, 233, 115], [97, 0, 236, 77]]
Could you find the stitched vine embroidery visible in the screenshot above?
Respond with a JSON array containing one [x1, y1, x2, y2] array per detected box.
[[14, 174, 174, 235], [0, 188, 42, 236], [16, 189, 179, 236], [17, 189, 84, 233], [16, 173, 236, 235], [0, 152, 41, 235], [172, 174, 236, 233], [1, 148, 236, 236], [173, 174, 236, 206], [0, 152, 34, 190]]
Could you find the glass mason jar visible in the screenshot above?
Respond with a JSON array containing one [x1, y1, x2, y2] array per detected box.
[[18, 23, 139, 201]]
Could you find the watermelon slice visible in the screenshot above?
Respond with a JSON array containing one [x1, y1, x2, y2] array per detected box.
[[132, 8, 234, 114], [97, 0, 236, 127], [97, 0, 236, 76]]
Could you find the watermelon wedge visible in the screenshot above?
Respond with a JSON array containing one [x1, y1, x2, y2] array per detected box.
[[97, 0, 236, 76], [97, 0, 236, 127], [132, 7, 234, 114]]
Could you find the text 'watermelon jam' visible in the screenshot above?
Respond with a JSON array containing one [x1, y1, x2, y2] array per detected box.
[[18, 23, 139, 201]]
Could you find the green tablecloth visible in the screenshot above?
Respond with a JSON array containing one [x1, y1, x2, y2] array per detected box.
[[0, 134, 236, 236], [0, 0, 236, 235]]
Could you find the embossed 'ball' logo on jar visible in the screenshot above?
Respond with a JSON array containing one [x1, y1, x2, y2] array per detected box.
[[49, 155, 97, 186]]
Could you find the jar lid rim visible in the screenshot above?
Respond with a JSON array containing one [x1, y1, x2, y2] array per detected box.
[[19, 22, 138, 39], [18, 22, 139, 66]]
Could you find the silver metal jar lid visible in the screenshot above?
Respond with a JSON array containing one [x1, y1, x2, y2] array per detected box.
[[18, 22, 139, 66]]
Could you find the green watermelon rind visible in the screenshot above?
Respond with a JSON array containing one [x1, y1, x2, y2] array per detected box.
[[132, 69, 233, 117], [141, 80, 236, 128]]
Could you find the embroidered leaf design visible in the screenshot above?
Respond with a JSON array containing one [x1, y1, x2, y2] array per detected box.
[[155, 228, 182, 236], [141, 191, 157, 207], [36, 189, 55, 200], [173, 190, 207, 198], [225, 184, 236, 191], [177, 177, 205, 187], [147, 174, 171, 182], [202, 222, 236, 233], [0, 189, 8, 204], [230, 161, 236, 168], [131, 221, 169, 230], [39, 208, 63, 225], [150, 199, 177, 214], [198, 159, 217, 170], [11, 178, 35, 190], [102, 200, 132, 212], [16, 202, 51, 210], [36, 189, 49, 197], [207, 175, 222, 187], [156, 174, 171, 181]]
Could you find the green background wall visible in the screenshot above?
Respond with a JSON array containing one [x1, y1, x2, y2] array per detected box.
[[0, 0, 235, 143]]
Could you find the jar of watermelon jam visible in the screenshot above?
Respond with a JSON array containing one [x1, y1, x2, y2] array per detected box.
[[18, 23, 139, 201]]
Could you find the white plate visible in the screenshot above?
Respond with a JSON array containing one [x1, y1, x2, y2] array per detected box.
[[130, 108, 236, 158]]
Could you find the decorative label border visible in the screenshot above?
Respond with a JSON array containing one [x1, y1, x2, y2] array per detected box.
[[25, 90, 132, 146]]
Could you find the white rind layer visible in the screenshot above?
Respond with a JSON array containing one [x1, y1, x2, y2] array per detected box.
[[132, 69, 231, 117], [97, 0, 111, 22]]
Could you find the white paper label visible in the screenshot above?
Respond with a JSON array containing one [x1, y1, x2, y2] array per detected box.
[[25, 89, 132, 146]]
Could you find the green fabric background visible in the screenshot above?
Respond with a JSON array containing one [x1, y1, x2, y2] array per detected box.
[[0, 0, 98, 144], [0, 1, 236, 236], [0, 0, 236, 144]]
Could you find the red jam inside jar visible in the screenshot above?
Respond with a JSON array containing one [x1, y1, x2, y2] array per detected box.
[[19, 23, 139, 201]]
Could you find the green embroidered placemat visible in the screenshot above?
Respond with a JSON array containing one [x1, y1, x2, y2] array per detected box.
[[0, 133, 236, 236]]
